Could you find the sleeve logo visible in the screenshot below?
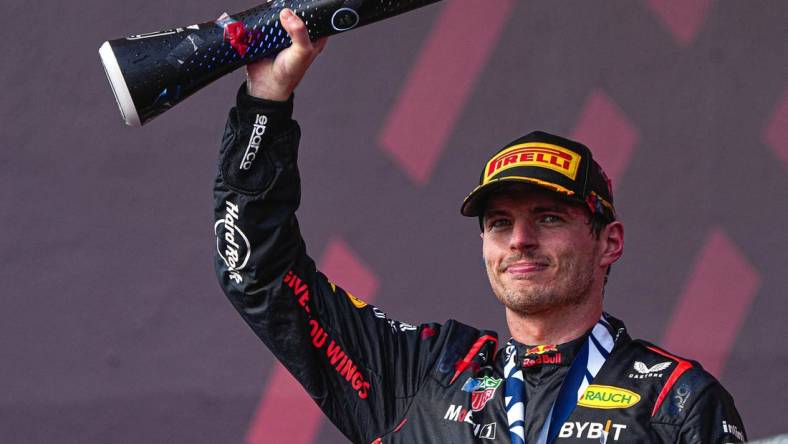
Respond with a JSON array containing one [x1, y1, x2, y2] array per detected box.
[[215, 200, 250, 284], [240, 114, 268, 171]]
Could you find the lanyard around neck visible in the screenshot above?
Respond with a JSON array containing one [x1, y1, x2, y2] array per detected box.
[[504, 318, 615, 444]]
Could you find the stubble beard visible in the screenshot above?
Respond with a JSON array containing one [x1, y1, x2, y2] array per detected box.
[[487, 252, 597, 315]]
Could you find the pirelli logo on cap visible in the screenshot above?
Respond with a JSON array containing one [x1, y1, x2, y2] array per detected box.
[[483, 143, 581, 184]]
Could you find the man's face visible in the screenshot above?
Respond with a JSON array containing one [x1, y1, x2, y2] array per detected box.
[[481, 186, 609, 315]]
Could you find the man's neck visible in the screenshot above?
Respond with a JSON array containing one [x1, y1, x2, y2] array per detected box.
[[505, 301, 603, 345]]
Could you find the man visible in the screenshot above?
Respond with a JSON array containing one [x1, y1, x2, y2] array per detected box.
[[213, 9, 746, 443]]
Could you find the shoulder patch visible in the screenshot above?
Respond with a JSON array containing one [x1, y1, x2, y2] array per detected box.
[[640, 344, 694, 417]]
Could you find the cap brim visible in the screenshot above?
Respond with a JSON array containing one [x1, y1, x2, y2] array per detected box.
[[460, 177, 577, 217]]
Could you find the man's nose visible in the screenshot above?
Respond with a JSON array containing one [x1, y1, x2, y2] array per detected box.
[[509, 220, 538, 250]]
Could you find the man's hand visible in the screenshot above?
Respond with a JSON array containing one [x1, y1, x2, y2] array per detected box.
[[246, 8, 328, 101]]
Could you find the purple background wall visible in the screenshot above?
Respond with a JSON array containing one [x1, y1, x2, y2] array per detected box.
[[2, 1, 787, 442]]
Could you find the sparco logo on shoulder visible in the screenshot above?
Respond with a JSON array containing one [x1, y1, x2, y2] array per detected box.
[[215, 200, 250, 284], [240, 114, 268, 170]]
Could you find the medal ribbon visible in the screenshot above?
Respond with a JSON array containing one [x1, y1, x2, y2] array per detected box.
[[505, 316, 615, 444]]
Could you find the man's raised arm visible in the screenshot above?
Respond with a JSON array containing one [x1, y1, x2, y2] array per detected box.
[[212, 9, 449, 443]]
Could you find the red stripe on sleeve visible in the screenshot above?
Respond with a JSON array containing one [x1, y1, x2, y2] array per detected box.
[[646, 345, 693, 417]]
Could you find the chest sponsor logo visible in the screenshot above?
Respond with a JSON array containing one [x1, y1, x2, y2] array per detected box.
[[215, 200, 250, 284], [461, 376, 502, 411], [559, 420, 627, 442], [523, 344, 561, 367], [443, 405, 497, 440], [444, 404, 474, 424], [628, 360, 672, 379], [524, 352, 562, 367], [483, 142, 581, 183], [577, 385, 640, 409]]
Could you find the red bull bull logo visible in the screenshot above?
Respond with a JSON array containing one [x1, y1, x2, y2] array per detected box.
[[525, 344, 558, 356]]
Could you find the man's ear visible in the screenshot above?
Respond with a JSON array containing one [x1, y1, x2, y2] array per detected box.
[[599, 221, 624, 268]]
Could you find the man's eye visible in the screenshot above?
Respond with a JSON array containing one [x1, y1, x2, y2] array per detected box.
[[489, 219, 511, 229], [541, 215, 562, 223]]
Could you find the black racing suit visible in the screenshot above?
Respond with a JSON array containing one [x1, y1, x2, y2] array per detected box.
[[213, 85, 747, 444]]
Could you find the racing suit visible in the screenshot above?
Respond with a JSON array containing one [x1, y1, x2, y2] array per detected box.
[[213, 85, 747, 443]]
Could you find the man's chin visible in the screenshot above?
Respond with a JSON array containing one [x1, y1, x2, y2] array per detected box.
[[504, 278, 550, 293], [498, 289, 552, 310], [502, 298, 556, 316]]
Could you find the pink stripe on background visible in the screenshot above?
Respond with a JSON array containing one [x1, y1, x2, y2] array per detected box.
[[570, 89, 639, 189], [661, 228, 760, 377], [763, 86, 788, 170], [246, 238, 379, 444], [245, 367, 323, 444], [319, 237, 380, 298], [644, 0, 714, 46], [379, 0, 516, 185]]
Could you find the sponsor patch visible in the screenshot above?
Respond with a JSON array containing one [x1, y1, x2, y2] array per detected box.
[[673, 383, 691, 413], [578, 385, 641, 409], [215, 200, 250, 284], [444, 404, 475, 424], [462, 376, 502, 411], [372, 306, 417, 333], [240, 114, 268, 170], [722, 420, 745, 441], [329, 281, 369, 309], [525, 344, 558, 355], [483, 142, 581, 183], [628, 360, 672, 379], [345, 289, 368, 308], [474, 423, 496, 440], [559, 420, 627, 441], [522, 344, 561, 367], [443, 406, 498, 440], [524, 353, 562, 367]]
